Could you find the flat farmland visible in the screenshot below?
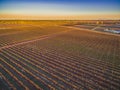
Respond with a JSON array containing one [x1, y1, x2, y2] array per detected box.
[[0, 21, 120, 90]]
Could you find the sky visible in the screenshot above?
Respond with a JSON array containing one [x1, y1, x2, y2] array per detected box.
[[0, 0, 120, 20]]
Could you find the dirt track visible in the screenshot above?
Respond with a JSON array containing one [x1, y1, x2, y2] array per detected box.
[[0, 29, 72, 50], [65, 26, 120, 37]]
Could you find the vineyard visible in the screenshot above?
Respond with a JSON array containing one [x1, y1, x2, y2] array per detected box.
[[0, 21, 120, 90]]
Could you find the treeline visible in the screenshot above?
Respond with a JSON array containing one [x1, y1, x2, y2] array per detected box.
[[0, 20, 120, 25]]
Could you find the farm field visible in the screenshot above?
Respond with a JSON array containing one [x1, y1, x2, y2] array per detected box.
[[0, 20, 120, 90]]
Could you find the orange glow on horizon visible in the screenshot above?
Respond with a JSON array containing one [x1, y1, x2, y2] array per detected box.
[[0, 14, 120, 20]]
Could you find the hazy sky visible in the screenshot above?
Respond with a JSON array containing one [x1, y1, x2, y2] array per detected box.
[[0, 0, 120, 20]]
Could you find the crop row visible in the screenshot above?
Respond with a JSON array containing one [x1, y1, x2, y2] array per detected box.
[[0, 42, 120, 90], [0, 28, 120, 90]]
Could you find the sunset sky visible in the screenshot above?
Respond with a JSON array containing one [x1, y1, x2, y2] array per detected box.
[[0, 0, 120, 20]]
